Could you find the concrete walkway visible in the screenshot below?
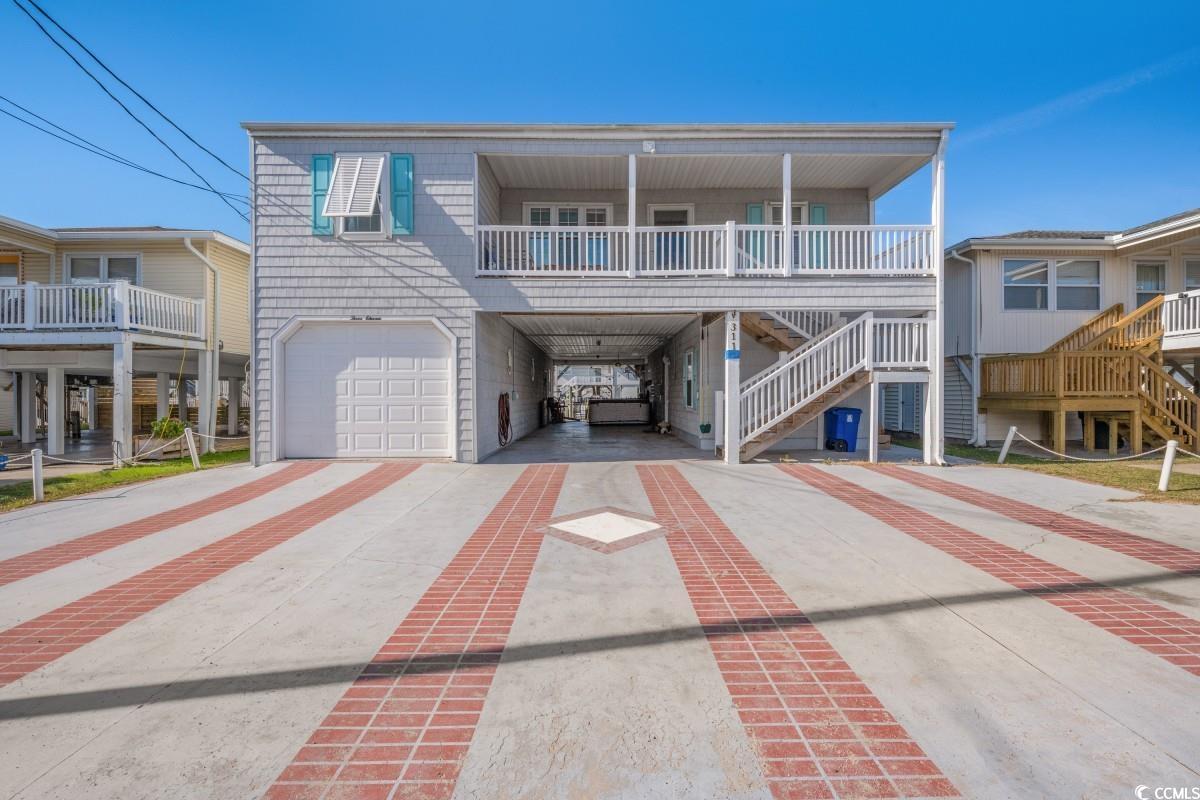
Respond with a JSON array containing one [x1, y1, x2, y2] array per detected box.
[[0, 458, 1196, 799]]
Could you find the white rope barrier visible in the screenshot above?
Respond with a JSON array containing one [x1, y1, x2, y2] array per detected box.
[[1011, 431, 1169, 463], [192, 432, 249, 441]]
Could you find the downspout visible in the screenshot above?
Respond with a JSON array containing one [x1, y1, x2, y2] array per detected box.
[[946, 248, 982, 445], [184, 237, 220, 454]]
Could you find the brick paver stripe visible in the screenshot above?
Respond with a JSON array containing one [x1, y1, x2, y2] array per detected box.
[[782, 465, 1200, 678], [0, 463, 418, 687], [0, 461, 330, 587], [871, 465, 1200, 574], [264, 464, 566, 800], [639, 465, 959, 800]]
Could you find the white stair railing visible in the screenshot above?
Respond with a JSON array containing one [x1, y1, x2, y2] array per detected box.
[[764, 310, 838, 340], [1163, 289, 1200, 341], [739, 315, 872, 445]]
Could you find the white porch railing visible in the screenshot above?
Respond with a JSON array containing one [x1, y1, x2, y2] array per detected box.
[[0, 282, 205, 339], [738, 314, 931, 446], [477, 223, 935, 276], [1163, 289, 1200, 344]]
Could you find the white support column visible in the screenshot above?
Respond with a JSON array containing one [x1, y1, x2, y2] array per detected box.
[[627, 154, 637, 276], [227, 377, 241, 435], [928, 131, 947, 465], [782, 153, 793, 276], [8, 371, 20, 436], [46, 367, 64, 456], [19, 373, 36, 444], [156, 371, 171, 420], [723, 311, 741, 465], [86, 385, 97, 431], [868, 377, 880, 464], [197, 351, 212, 454], [112, 339, 133, 465]]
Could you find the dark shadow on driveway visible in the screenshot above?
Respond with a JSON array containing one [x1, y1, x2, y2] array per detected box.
[[1, 567, 1196, 720]]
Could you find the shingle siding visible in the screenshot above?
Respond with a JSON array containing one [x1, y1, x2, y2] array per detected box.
[[250, 135, 937, 464]]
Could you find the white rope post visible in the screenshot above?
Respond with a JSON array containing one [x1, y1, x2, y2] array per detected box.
[[1158, 440, 1179, 493], [31, 448, 44, 503], [183, 428, 201, 470], [998, 425, 1017, 464]]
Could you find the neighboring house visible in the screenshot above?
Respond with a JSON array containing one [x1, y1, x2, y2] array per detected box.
[[556, 365, 641, 399], [909, 209, 1200, 452], [243, 122, 950, 465], [0, 216, 251, 461]]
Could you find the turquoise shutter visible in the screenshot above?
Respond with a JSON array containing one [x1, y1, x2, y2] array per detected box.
[[745, 203, 764, 268], [809, 203, 827, 268], [311, 155, 333, 235], [389, 154, 414, 235]]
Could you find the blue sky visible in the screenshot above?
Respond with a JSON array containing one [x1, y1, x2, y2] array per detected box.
[[2, 0, 1197, 244]]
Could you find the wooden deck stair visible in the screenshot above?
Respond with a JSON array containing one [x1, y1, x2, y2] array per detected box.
[[740, 372, 870, 460], [982, 296, 1199, 451], [740, 314, 804, 352]]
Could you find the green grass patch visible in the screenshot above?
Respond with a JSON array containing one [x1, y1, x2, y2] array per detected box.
[[890, 435, 1043, 465], [891, 434, 1200, 504], [0, 449, 249, 513]]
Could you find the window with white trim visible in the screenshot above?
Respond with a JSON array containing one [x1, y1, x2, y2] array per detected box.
[[1002, 258, 1049, 310], [683, 348, 696, 409], [325, 153, 388, 237], [1135, 261, 1166, 307], [1054, 259, 1101, 311], [1185, 259, 1200, 290], [0, 255, 19, 285], [522, 204, 611, 226], [65, 254, 141, 285]]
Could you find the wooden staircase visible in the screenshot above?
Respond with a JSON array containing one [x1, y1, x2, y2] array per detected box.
[[982, 296, 1199, 451], [740, 314, 804, 352], [740, 372, 870, 459]]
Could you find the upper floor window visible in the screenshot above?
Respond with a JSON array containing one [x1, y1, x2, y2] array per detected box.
[[1135, 261, 1166, 307], [324, 153, 387, 238], [0, 254, 18, 285], [65, 254, 140, 285], [523, 204, 611, 226], [1055, 260, 1101, 310], [1185, 259, 1200, 291], [1003, 258, 1101, 311], [1002, 259, 1049, 310]]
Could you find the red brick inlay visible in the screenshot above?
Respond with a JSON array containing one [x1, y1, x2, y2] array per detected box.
[[0, 461, 329, 588], [638, 465, 959, 800], [264, 464, 566, 800], [0, 463, 418, 687], [871, 465, 1200, 574], [782, 465, 1200, 678]]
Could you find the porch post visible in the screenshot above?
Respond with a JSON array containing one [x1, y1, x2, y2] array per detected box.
[[723, 311, 741, 465], [19, 373, 36, 444], [782, 153, 793, 275], [928, 131, 947, 465], [112, 339, 133, 465], [197, 351, 212, 454], [227, 377, 241, 435], [46, 367, 64, 456], [921, 374, 934, 466], [868, 377, 880, 464], [627, 154, 637, 276], [86, 385, 97, 431], [156, 372, 171, 420]]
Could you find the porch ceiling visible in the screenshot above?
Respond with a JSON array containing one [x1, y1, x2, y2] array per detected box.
[[502, 313, 696, 362], [482, 153, 929, 196]]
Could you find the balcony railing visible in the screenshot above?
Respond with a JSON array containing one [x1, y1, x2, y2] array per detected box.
[[477, 223, 935, 277], [0, 282, 205, 339], [1163, 289, 1200, 345]]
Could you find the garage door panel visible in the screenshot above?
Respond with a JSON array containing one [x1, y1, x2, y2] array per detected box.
[[284, 323, 452, 459]]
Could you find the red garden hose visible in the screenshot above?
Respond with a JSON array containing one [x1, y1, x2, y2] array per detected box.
[[498, 392, 512, 447]]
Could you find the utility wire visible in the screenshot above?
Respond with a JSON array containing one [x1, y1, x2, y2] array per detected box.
[[22, 0, 249, 182], [0, 96, 248, 202], [12, 0, 248, 222]]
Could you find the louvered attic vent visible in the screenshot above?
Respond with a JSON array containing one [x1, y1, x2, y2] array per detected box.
[[321, 154, 386, 217]]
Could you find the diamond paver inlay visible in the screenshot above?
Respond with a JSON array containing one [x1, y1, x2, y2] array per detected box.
[[542, 506, 666, 554]]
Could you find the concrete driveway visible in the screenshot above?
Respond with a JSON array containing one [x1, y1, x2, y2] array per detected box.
[[0, 458, 1197, 799]]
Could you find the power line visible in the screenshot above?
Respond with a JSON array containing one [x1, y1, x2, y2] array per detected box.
[[22, 0, 249, 182], [12, 0, 248, 223], [0, 101, 248, 203]]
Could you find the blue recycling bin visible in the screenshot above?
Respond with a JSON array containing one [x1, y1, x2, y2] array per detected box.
[[824, 407, 861, 453]]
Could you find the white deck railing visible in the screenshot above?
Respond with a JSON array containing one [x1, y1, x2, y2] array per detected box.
[[737, 314, 931, 446], [477, 223, 935, 277], [0, 282, 204, 339], [1163, 289, 1200, 345]]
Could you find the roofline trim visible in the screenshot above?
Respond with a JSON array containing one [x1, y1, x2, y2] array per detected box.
[[0, 216, 248, 254], [240, 121, 955, 139]]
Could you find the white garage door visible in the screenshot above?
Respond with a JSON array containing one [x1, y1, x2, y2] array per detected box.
[[283, 323, 452, 458]]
